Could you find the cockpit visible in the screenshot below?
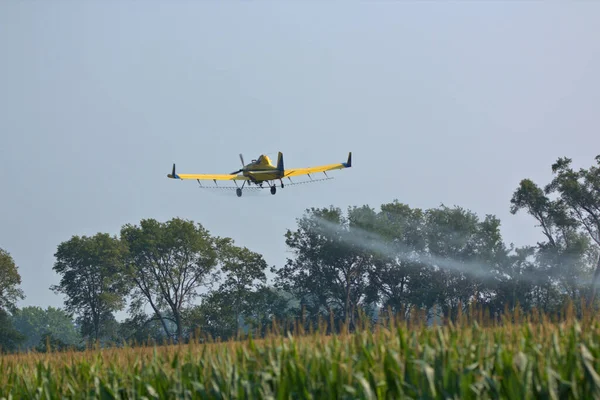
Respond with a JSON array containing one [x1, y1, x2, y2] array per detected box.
[[249, 155, 272, 166]]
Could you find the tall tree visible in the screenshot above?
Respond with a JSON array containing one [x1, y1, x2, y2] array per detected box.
[[0, 248, 25, 352], [275, 206, 372, 330], [511, 159, 597, 310], [0, 248, 25, 312], [545, 156, 600, 304], [366, 201, 429, 315], [423, 205, 506, 319], [120, 218, 219, 340], [51, 233, 130, 342], [213, 238, 268, 333]]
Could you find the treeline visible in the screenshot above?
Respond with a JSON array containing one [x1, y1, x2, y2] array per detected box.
[[1, 155, 599, 353]]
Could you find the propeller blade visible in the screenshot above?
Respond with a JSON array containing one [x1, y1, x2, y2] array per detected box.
[[239, 153, 245, 167], [230, 169, 243, 175]]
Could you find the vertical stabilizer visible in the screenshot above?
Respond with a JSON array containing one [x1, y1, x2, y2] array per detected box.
[[277, 152, 284, 173]]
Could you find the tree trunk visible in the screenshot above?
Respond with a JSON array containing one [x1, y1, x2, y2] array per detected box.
[[147, 297, 170, 339], [93, 309, 100, 344], [345, 282, 351, 331], [175, 311, 182, 342]]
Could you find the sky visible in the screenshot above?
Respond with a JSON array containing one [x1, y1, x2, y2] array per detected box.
[[1, 2, 599, 315]]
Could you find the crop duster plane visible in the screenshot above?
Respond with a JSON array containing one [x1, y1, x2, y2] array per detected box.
[[167, 151, 351, 197]]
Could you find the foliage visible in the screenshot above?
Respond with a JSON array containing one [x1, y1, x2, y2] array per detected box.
[[185, 286, 294, 341], [213, 238, 269, 333], [423, 206, 509, 319], [0, 308, 24, 353], [545, 156, 600, 301], [546, 156, 600, 248], [11, 306, 82, 351], [35, 332, 72, 353], [120, 218, 220, 341], [276, 206, 374, 330], [118, 313, 170, 346], [0, 248, 25, 353], [511, 155, 599, 309], [276, 202, 516, 328], [0, 247, 25, 313], [51, 233, 130, 343]]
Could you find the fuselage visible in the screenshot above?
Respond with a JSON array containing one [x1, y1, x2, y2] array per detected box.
[[242, 154, 283, 183]]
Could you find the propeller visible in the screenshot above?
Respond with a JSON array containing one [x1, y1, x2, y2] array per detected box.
[[230, 153, 246, 175]]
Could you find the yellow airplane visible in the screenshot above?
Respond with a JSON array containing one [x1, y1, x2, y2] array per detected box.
[[167, 151, 352, 197]]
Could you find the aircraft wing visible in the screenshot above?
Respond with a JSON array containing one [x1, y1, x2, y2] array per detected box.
[[167, 164, 249, 181], [172, 173, 249, 181], [283, 152, 352, 178]]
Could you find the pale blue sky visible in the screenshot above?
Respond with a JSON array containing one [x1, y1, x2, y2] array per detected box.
[[1, 2, 599, 313]]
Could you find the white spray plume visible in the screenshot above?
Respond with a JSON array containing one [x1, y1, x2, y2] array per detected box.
[[311, 215, 591, 288]]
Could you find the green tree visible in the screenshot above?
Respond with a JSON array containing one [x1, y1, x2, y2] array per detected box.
[[365, 201, 429, 316], [545, 156, 600, 303], [51, 233, 130, 343], [213, 238, 269, 334], [35, 332, 70, 353], [0, 248, 26, 353], [11, 306, 82, 351], [0, 308, 24, 353], [0, 248, 25, 312], [275, 206, 373, 330], [120, 218, 219, 341], [241, 286, 294, 335], [184, 294, 239, 340], [489, 246, 538, 314], [118, 313, 169, 346], [421, 205, 509, 320], [511, 163, 596, 311]]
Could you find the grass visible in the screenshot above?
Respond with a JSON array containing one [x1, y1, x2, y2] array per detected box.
[[2, 303, 600, 399]]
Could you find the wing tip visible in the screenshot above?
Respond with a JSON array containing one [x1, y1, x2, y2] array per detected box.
[[343, 152, 352, 168], [168, 163, 180, 179]]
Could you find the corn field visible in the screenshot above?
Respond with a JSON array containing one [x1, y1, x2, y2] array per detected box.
[[2, 303, 600, 399]]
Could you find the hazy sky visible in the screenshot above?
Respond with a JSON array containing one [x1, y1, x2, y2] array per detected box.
[[1, 2, 599, 314]]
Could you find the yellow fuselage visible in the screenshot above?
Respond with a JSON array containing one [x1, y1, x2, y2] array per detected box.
[[243, 154, 283, 182]]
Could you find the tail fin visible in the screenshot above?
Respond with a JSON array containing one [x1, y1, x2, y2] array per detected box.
[[277, 152, 284, 173]]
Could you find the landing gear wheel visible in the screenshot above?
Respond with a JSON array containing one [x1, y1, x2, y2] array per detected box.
[[236, 188, 242, 197], [270, 186, 276, 195]]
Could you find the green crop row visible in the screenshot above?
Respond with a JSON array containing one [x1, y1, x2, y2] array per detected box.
[[2, 306, 600, 399]]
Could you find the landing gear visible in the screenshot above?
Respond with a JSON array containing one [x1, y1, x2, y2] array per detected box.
[[235, 181, 247, 197], [234, 180, 281, 197]]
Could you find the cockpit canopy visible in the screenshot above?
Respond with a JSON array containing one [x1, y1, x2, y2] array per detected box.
[[250, 155, 272, 165]]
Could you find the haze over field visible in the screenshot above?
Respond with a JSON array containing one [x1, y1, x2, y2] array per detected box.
[[1, 2, 600, 315]]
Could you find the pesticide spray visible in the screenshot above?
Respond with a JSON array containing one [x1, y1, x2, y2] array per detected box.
[[312, 215, 591, 289]]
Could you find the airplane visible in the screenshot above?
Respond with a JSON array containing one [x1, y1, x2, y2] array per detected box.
[[167, 151, 352, 197]]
